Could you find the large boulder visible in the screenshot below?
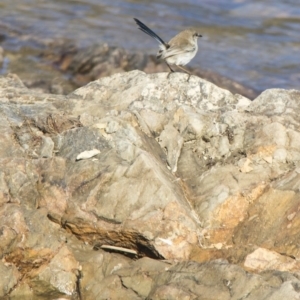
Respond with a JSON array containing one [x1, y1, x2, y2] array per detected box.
[[1, 71, 300, 299]]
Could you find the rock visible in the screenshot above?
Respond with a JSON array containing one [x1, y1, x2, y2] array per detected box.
[[147, 260, 300, 300], [0, 260, 20, 297], [1, 71, 300, 298], [244, 247, 300, 273], [29, 246, 80, 298], [0, 46, 3, 67], [40, 136, 55, 158]]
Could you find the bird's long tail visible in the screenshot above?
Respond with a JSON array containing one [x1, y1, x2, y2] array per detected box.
[[134, 18, 168, 48]]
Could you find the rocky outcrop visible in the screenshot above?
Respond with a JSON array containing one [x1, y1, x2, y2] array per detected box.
[[1, 71, 300, 299]]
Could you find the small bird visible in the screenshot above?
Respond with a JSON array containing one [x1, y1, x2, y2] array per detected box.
[[133, 18, 202, 81]]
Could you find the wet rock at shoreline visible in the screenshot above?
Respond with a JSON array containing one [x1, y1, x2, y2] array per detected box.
[[0, 29, 259, 99], [42, 41, 259, 100], [0, 46, 3, 67]]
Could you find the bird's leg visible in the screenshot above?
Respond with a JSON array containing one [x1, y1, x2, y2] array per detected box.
[[165, 62, 175, 79], [176, 65, 192, 82]]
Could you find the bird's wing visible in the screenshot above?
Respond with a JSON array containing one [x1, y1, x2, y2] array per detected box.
[[162, 45, 196, 59]]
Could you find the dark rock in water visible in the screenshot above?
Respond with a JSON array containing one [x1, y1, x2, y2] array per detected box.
[[1, 72, 300, 299], [0, 23, 258, 99], [0, 47, 3, 67]]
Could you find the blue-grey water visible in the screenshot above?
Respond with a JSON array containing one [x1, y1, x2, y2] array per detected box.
[[0, 0, 300, 92]]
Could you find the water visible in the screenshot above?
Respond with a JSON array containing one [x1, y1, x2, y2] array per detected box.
[[0, 0, 300, 92]]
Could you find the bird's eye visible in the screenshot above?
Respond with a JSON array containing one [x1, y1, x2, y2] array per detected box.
[[194, 33, 202, 38]]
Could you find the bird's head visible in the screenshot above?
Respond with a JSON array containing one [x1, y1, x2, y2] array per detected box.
[[192, 31, 202, 41], [185, 29, 203, 41]]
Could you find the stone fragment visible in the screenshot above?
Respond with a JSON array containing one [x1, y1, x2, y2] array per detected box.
[[76, 148, 101, 161]]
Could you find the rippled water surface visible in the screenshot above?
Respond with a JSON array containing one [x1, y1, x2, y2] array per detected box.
[[1, 0, 300, 92]]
